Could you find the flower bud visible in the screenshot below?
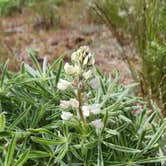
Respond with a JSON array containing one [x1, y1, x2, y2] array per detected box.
[[71, 46, 95, 67]]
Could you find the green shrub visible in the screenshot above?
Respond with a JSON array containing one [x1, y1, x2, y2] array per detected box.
[[0, 47, 166, 165], [93, 0, 166, 114], [0, 0, 65, 24], [0, 0, 26, 16], [30, 0, 62, 30]]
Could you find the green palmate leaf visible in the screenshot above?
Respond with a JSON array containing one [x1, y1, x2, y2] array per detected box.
[[31, 104, 47, 128], [5, 134, 17, 166], [13, 150, 30, 166], [70, 148, 83, 161], [0, 112, 5, 131], [57, 144, 68, 160], [103, 141, 141, 153], [146, 120, 166, 150], [28, 150, 50, 159], [9, 106, 31, 130], [31, 136, 66, 145]]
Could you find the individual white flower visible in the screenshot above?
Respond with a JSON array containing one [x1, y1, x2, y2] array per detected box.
[[83, 70, 92, 79], [90, 104, 101, 114], [60, 100, 70, 109], [91, 119, 103, 129], [82, 105, 90, 117], [61, 111, 73, 120], [69, 98, 79, 108], [57, 79, 71, 91], [64, 63, 76, 75]]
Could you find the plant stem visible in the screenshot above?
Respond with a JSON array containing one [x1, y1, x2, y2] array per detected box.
[[77, 76, 87, 127]]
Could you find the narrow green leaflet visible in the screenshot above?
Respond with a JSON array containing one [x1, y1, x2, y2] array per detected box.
[[28, 128, 57, 138], [0, 59, 8, 87], [103, 141, 141, 153], [46, 53, 64, 77], [5, 134, 17, 166], [31, 136, 66, 145], [134, 156, 166, 164], [97, 143, 104, 166], [13, 150, 30, 166], [56, 60, 63, 84], [31, 104, 47, 128], [27, 48, 42, 75], [9, 106, 31, 130], [0, 112, 5, 131], [146, 120, 166, 150], [28, 150, 50, 159]]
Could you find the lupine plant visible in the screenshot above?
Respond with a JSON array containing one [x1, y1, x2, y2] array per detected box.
[[0, 46, 166, 165]]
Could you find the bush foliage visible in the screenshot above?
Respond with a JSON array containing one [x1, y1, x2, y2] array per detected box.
[[93, 0, 166, 114], [0, 47, 166, 165]]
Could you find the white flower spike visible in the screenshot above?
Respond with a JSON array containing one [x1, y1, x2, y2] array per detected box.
[[57, 79, 71, 91], [61, 111, 73, 120], [71, 46, 95, 67]]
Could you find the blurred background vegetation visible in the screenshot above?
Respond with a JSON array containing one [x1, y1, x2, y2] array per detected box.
[[93, 0, 166, 115]]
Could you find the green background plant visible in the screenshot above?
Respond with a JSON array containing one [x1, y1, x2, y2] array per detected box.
[[93, 0, 166, 115]]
